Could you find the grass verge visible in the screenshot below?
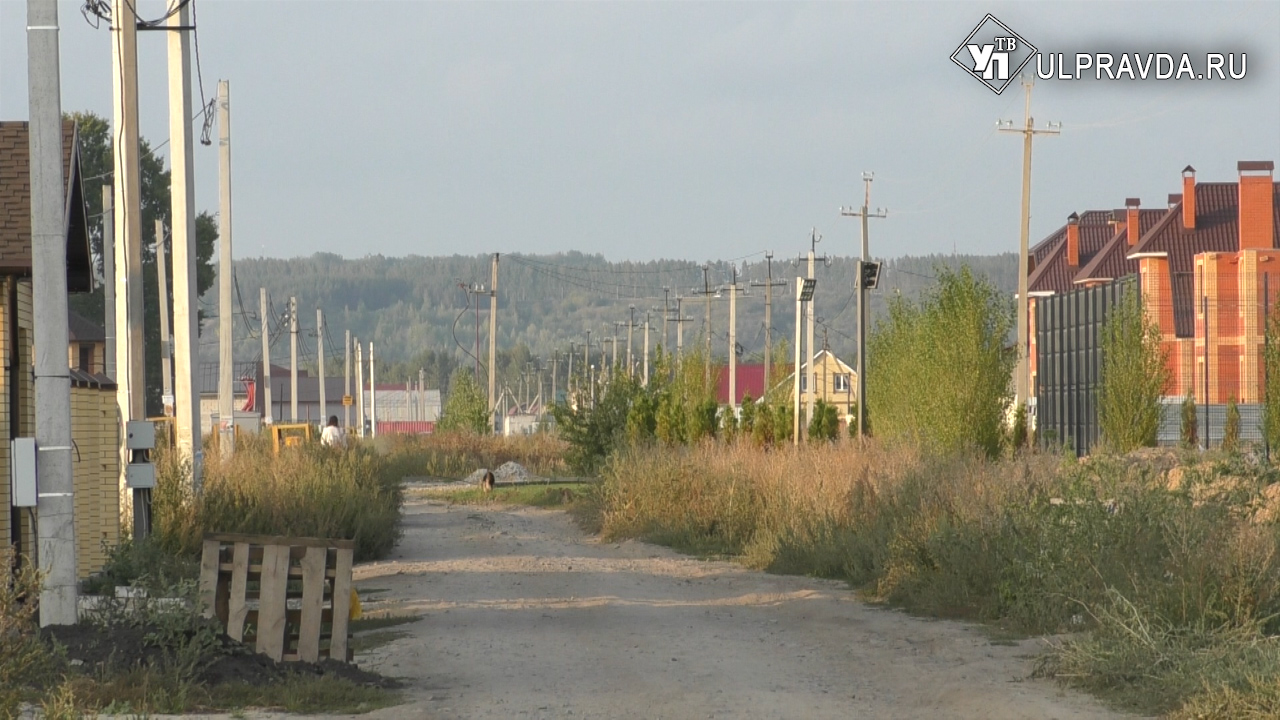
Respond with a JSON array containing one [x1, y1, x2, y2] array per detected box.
[[426, 481, 594, 508]]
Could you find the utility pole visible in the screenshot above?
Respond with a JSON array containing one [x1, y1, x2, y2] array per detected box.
[[568, 342, 575, 396], [354, 338, 364, 437], [584, 330, 591, 384], [662, 286, 671, 352], [793, 277, 804, 445], [627, 305, 635, 377], [489, 254, 499, 433], [841, 174, 887, 439], [727, 268, 744, 411], [999, 78, 1060, 414], [112, 0, 145, 508], [611, 322, 622, 371], [551, 353, 558, 406], [289, 296, 298, 422], [317, 308, 326, 424], [29, 0, 77, 625], [167, 0, 200, 488], [102, 187, 115, 378], [752, 252, 786, 395], [155, 221, 173, 415], [418, 367, 426, 422], [216, 80, 235, 455], [370, 341, 378, 438], [675, 296, 687, 360], [260, 288, 272, 424], [344, 330, 351, 429], [643, 313, 650, 386], [804, 230, 822, 432], [704, 265, 713, 384]]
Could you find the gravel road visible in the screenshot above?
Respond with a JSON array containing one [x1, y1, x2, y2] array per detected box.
[[310, 494, 1128, 720]]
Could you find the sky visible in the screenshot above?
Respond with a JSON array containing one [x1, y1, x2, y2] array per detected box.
[[1, 1, 1278, 264]]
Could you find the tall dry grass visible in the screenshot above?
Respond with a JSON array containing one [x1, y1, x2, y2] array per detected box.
[[372, 431, 569, 480], [591, 441, 1280, 716], [153, 433, 403, 562]]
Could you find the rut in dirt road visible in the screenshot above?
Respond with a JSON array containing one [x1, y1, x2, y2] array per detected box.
[[341, 495, 1128, 720]]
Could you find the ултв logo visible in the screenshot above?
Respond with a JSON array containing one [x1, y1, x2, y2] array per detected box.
[[951, 14, 1248, 94]]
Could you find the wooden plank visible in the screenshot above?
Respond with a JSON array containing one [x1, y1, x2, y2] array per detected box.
[[329, 547, 353, 662], [256, 544, 291, 661], [296, 546, 327, 663], [197, 539, 221, 619], [218, 562, 336, 578], [205, 532, 356, 550], [226, 542, 252, 641]]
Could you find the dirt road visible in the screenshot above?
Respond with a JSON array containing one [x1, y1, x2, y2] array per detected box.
[[340, 495, 1126, 720]]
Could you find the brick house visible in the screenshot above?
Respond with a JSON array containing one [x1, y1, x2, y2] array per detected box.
[[1, 120, 121, 575]]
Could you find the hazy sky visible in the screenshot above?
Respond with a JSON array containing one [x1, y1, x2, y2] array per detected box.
[[2, 1, 1277, 263]]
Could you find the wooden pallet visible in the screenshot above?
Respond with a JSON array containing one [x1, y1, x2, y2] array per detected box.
[[198, 532, 355, 663]]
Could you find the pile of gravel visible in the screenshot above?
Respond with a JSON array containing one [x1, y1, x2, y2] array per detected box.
[[494, 461, 531, 482], [464, 468, 492, 486]]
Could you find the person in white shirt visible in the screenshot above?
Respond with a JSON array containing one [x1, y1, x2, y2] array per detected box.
[[320, 415, 346, 448]]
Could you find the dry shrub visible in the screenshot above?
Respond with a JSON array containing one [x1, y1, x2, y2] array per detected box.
[[0, 553, 58, 717]]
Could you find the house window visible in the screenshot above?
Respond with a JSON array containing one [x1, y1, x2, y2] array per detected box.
[[800, 374, 807, 392], [78, 344, 93, 372], [834, 373, 850, 393]]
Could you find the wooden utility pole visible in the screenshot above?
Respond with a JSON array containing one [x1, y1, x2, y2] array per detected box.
[[316, 308, 326, 423], [102, 186, 115, 378], [216, 80, 235, 454], [167, 0, 200, 486], [841, 174, 887, 439], [260, 289, 272, 424], [354, 338, 364, 437], [999, 78, 1060, 413], [369, 341, 378, 438], [29, 0, 77, 625], [752, 253, 786, 396], [111, 0, 145, 492], [155, 221, 173, 415], [489, 254, 499, 432], [344, 329, 351, 429], [289, 297, 298, 422]]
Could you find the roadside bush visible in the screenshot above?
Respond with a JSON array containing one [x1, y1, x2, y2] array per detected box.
[[1225, 396, 1241, 452], [1098, 289, 1168, 451], [1, 553, 57, 717], [1182, 394, 1199, 449], [438, 368, 491, 434]]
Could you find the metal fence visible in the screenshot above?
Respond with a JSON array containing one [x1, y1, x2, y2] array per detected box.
[[1158, 400, 1264, 446]]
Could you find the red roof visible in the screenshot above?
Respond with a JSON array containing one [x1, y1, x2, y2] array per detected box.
[[715, 364, 766, 405], [1027, 211, 1114, 294], [1074, 209, 1168, 284]]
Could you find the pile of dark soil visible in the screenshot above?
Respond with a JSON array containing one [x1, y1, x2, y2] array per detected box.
[[42, 622, 400, 689]]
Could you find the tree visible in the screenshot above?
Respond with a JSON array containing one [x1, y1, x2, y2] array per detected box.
[[867, 266, 1015, 458], [66, 111, 217, 416], [1264, 301, 1280, 452], [1181, 394, 1199, 449], [808, 398, 839, 442], [438, 369, 491, 434], [1098, 290, 1168, 453], [1224, 396, 1241, 453]]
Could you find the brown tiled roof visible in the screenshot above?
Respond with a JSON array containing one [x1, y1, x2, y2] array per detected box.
[[67, 308, 105, 342], [0, 119, 93, 291], [1074, 209, 1169, 284], [1027, 210, 1114, 294], [1128, 181, 1280, 337]]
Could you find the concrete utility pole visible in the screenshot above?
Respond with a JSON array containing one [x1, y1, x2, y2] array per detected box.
[[316, 308, 326, 423], [728, 268, 741, 411], [344, 329, 351, 429], [611, 322, 621, 371], [354, 338, 364, 437], [627, 305, 635, 377], [167, 0, 200, 488], [111, 0, 145, 499], [418, 367, 425, 422], [216, 79, 235, 455], [551, 353, 558, 406], [289, 296, 298, 422], [752, 252, 787, 396], [805, 231, 820, 431], [29, 0, 77, 626], [793, 277, 804, 445], [489, 254, 499, 432], [260, 289, 272, 424], [676, 296, 686, 360], [662, 286, 671, 352], [102, 186, 115, 378], [999, 78, 1060, 413], [704, 265, 713, 384], [841, 173, 887, 440], [369, 341, 377, 438], [154, 221, 173, 415], [643, 314, 650, 386]]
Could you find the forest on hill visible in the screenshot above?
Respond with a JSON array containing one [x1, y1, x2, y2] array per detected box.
[[208, 251, 1017, 394]]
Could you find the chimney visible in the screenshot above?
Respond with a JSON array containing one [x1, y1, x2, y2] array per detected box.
[[1239, 160, 1276, 251], [1183, 165, 1196, 230], [1066, 212, 1080, 266], [1126, 198, 1141, 247]]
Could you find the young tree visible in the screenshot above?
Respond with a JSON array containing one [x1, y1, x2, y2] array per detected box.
[[866, 266, 1015, 457], [438, 369, 491, 434], [1224, 396, 1241, 453], [1181, 394, 1199, 449], [1265, 302, 1280, 452], [1098, 290, 1169, 452]]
